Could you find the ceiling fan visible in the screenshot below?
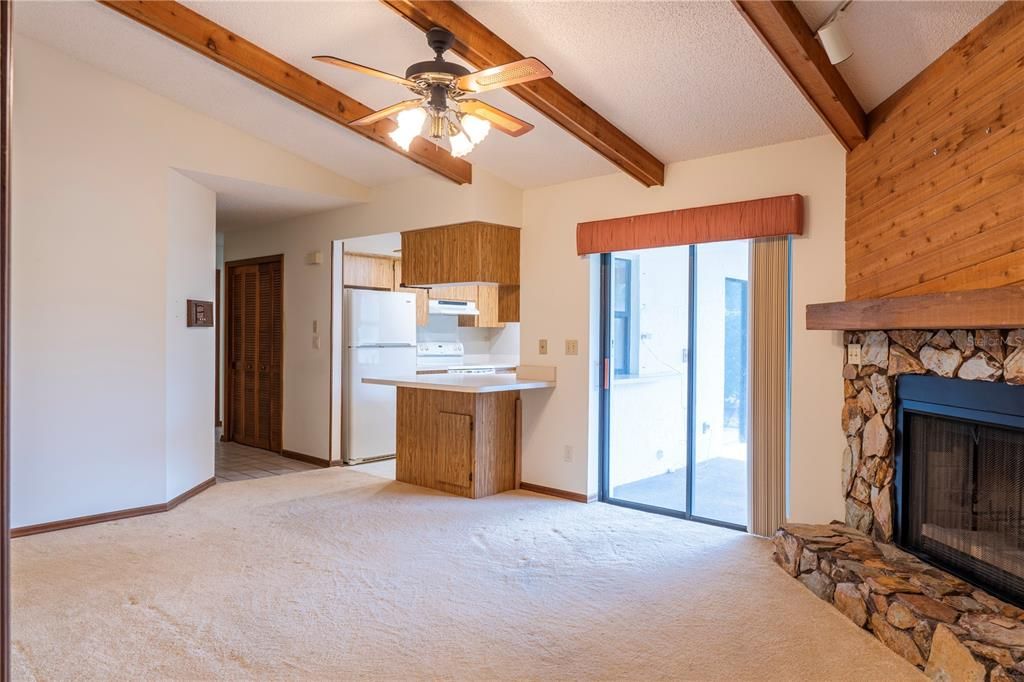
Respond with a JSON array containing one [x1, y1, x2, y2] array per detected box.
[[314, 27, 552, 158]]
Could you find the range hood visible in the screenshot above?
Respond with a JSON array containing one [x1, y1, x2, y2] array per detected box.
[[428, 299, 480, 316]]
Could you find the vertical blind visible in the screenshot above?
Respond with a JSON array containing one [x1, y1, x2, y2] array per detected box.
[[748, 236, 790, 536]]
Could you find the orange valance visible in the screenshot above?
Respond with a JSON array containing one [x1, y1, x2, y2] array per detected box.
[[576, 194, 804, 255]]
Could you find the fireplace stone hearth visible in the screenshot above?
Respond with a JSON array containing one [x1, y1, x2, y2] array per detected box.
[[775, 328, 1024, 678], [775, 523, 1024, 679]]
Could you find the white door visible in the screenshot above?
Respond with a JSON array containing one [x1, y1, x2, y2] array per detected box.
[[345, 289, 417, 347], [343, 345, 417, 462]]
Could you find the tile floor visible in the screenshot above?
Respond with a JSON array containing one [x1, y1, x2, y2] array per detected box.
[[215, 441, 321, 483], [215, 440, 398, 484]]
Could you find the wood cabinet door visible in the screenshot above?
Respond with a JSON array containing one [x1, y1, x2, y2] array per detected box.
[[459, 285, 504, 328], [435, 411, 474, 492], [343, 253, 394, 290], [227, 258, 283, 452]]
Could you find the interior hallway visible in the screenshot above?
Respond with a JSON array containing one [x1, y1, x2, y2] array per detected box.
[[11, 467, 921, 680]]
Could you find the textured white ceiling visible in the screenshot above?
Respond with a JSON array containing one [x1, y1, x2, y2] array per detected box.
[[14, 0, 998, 192], [795, 1, 1001, 111], [181, 170, 360, 232], [462, 1, 830, 169]]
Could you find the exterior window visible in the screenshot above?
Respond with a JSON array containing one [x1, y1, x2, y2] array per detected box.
[[723, 278, 748, 441], [612, 257, 637, 376], [603, 241, 751, 529]]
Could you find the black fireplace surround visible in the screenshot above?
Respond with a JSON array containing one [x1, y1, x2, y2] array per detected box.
[[896, 375, 1024, 606]]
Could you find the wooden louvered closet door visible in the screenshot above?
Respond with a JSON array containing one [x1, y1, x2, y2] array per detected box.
[[227, 258, 282, 452]]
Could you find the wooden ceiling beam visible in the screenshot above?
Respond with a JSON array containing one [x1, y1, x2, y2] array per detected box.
[[381, 0, 665, 187], [99, 1, 472, 184], [733, 1, 866, 151]]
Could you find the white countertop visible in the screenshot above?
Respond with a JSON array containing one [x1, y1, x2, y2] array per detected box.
[[363, 373, 555, 394]]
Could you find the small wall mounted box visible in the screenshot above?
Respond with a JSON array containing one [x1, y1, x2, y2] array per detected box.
[[186, 299, 214, 327]]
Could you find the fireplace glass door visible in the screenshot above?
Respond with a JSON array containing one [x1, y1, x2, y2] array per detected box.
[[902, 411, 1024, 603]]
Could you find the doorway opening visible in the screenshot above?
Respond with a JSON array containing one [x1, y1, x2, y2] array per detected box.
[[221, 254, 290, 482], [599, 241, 750, 531]]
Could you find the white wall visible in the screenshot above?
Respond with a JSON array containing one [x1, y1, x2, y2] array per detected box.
[[520, 135, 847, 524], [11, 35, 366, 526], [165, 172, 217, 500], [223, 169, 523, 462]]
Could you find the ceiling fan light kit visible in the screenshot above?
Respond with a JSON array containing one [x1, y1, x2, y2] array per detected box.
[[315, 27, 550, 158]]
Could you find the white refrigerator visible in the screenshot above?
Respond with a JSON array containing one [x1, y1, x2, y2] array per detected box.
[[343, 289, 418, 464]]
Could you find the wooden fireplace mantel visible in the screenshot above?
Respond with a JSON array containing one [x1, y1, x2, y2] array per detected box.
[[806, 285, 1024, 331]]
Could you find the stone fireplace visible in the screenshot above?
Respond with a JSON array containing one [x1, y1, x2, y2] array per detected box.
[[841, 329, 1024, 543], [896, 375, 1024, 607], [774, 327, 1024, 679]]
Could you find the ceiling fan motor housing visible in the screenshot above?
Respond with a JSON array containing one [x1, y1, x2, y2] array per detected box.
[[404, 25, 469, 104]]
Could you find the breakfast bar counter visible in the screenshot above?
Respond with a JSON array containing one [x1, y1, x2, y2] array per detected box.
[[363, 372, 554, 393], [363, 368, 555, 498]]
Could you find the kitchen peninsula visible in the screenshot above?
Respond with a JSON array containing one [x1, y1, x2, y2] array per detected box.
[[363, 369, 555, 499]]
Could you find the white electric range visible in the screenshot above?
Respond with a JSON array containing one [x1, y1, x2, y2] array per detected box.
[[416, 342, 516, 375]]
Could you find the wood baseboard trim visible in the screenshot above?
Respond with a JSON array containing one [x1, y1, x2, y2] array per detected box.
[[12, 476, 216, 538], [281, 449, 330, 468], [519, 482, 595, 503], [167, 476, 216, 508]]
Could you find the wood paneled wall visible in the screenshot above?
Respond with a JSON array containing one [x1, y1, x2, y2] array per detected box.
[[845, 2, 1024, 300]]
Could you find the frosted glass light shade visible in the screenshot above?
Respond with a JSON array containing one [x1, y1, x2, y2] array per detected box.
[[449, 132, 474, 158], [461, 115, 491, 144], [389, 107, 427, 151]]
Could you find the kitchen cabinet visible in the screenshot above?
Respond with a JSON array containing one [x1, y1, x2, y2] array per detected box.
[[394, 387, 518, 498], [498, 285, 520, 323], [394, 260, 429, 327], [343, 252, 395, 290], [401, 222, 519, 286], [459, 285, 504, 329], [429, 285, 478, 302]]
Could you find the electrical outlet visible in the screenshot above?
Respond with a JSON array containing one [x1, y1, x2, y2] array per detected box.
[[565, 339, 579, 355], [563, 445, 573, 463], [847, 343, 862, 365], [313, 335, 321, 350], [539, 339, 548, 355]]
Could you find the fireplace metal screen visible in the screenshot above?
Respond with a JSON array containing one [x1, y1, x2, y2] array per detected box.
[[896, 375, 1024, 606]]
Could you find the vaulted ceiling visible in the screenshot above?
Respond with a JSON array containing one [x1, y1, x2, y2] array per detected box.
[[14, 1, 1000, 191]]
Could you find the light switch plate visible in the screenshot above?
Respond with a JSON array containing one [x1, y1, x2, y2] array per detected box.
[[847, 343, 862, 366], [565, 339, 579, 355], [539, 339, 548, 355]]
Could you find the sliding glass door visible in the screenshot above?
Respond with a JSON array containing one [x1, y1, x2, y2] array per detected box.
[[600, 241, 750, 530]]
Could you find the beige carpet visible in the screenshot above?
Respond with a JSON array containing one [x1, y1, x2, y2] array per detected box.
[[12, 468, 923, 680]]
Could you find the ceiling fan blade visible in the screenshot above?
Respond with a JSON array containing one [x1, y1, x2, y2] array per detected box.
[[313, 55, 416, 87], [459, 99, 534, 137], [455, 57, 552, 94], [349, 99, 424, 127]]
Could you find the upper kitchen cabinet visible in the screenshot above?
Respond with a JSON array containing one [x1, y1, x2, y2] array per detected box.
[[400, 222, 519, 287], [343, 252, 396, 290]]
